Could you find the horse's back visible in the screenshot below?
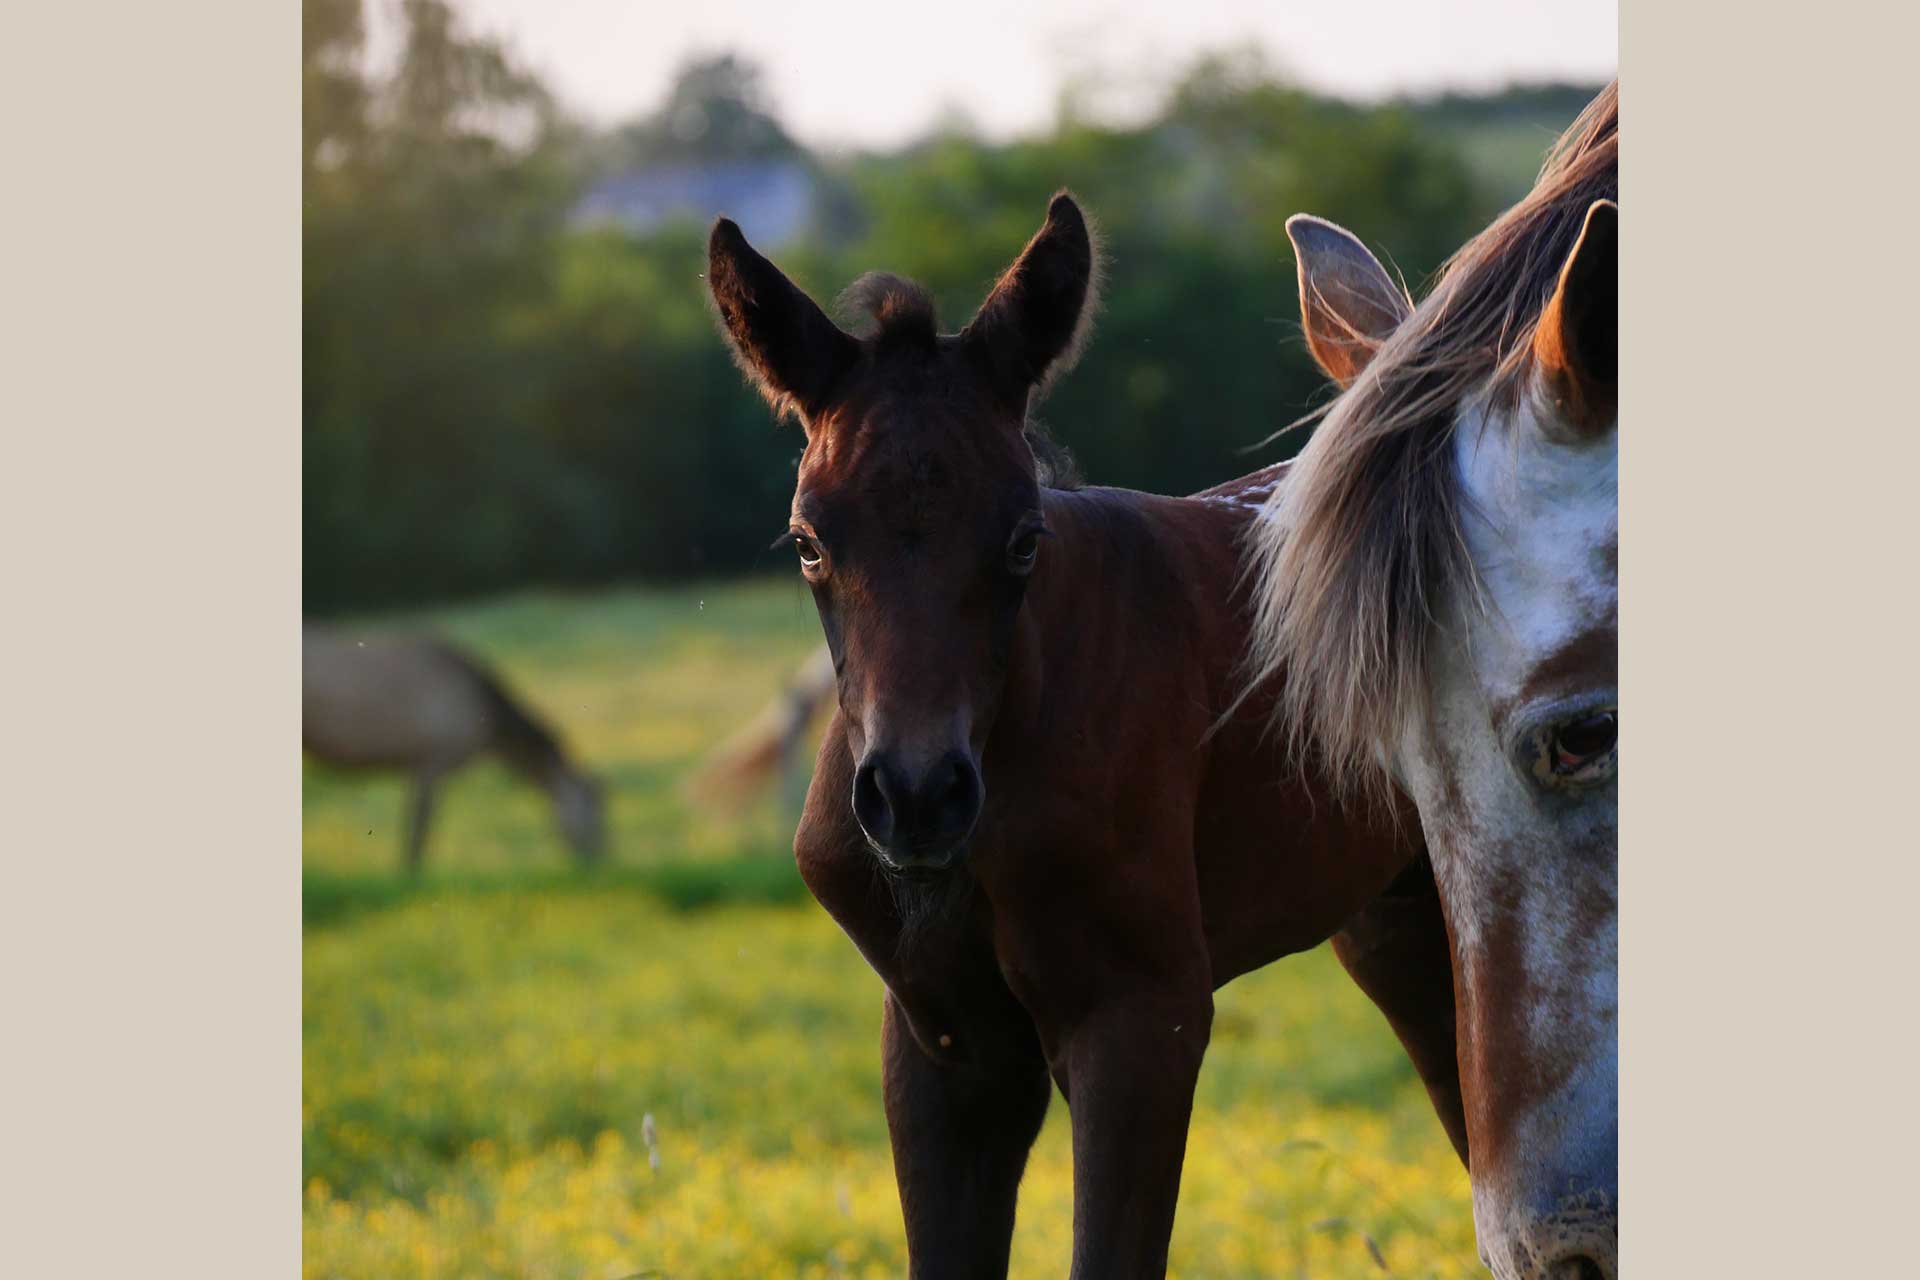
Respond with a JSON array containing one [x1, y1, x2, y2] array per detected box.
[[1049, 476, 1421, 981], [302, 626, 493, 772]]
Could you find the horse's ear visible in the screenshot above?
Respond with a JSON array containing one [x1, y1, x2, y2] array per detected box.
[[1532, 198, 1617, 434], [962, 191, 1099, 413], [1286, 214, 1412, 388], [708, 218, 859, 429]]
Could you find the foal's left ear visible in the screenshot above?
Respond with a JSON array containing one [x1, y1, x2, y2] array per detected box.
[[962, 191, 1099, 413], [1532, 199, 1618, 435]]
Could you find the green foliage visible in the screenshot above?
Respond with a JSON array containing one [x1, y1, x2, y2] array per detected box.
[[824, 68, 1492, 496], [1402, 81, 1607, 203], [303, 0, 1598, 613], [303, 0, 578, 611]]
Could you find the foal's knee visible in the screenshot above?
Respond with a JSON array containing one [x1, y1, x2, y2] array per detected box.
[[1061, 987, 1215, 1088]]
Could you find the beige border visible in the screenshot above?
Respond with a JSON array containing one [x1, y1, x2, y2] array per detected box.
[[1, 2, 299, 1275], [1623, 2, 1920, 1275], [12, 2, 1916, 1278]]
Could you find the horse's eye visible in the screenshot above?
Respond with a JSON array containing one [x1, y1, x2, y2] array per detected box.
[[1547, 710, 1617, 779], [793, 534, 823, 570], [1007, 529, 1041, 572]]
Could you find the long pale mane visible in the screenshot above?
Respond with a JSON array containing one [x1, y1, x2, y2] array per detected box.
[[1243, 82, 1618, 795]]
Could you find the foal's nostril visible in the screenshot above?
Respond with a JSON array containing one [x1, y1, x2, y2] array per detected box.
[[1547, 1258, 1606, 1280], [927, 754, 980, 834], [852, 760, 896, 849]]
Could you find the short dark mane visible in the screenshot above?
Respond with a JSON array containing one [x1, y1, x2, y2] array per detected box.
[[837, 272, 940, 347], [1244, 81, 1618, 796], [1024, 422, 1083, 491], [837, 269, 1086, 490]]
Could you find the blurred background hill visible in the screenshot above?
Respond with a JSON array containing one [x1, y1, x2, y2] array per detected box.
[[304, 0, 1603, 615]]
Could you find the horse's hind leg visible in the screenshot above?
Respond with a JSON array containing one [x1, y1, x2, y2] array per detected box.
[[403, 771, 442, 876], [882, 990, 1051, 1280], [1331, 853, 1469, 1165]]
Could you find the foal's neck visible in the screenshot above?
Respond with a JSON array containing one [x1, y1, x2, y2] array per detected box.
[[1018, 475, 1269, 728]]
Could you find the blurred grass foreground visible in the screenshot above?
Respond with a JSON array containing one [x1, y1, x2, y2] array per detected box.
[[303, 583, 1476, 1278]]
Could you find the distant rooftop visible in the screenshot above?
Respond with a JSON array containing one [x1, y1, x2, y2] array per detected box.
[[571, 159, 816, 245]]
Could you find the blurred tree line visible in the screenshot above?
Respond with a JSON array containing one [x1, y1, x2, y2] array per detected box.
[[304, 0, 1600, 614]]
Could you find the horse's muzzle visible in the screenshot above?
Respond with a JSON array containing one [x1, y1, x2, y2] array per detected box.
[[1480, 1145, 1617, 1280], [852, 747, 982, 871]]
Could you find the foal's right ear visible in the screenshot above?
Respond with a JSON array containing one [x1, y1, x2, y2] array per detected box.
[[1286, 214, 1413, 388], [708, 218, 859, 429]]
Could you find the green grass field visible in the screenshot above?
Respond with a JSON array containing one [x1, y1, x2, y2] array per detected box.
[[303, 579, 1476, 1278]]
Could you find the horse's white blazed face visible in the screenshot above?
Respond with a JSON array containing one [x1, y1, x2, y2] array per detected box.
[[1395, 392, 1617, 1279], [1283, 193, 1618, 1278]]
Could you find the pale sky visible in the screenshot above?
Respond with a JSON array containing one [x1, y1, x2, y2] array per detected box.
[[372, 0, 1616, 149]]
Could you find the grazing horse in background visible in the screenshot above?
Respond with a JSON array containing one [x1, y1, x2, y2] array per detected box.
[[683, 643, 836, 811], [303, 626, 606, 873], [1246, 83, 1618, 1279], [707, 194, 1466, 1279]]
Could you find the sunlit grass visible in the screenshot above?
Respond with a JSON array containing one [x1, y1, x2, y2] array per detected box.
[[303, 582, 1474, 1277]]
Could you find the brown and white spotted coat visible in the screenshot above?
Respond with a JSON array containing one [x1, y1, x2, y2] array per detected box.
[[1399, 388, 1617, 1278]]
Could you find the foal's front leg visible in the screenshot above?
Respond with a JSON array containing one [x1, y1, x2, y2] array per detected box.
[[1000, 834, 1215, 1278], [1055, 984, 1214, 1280], [882, 990, 1052, 1280]]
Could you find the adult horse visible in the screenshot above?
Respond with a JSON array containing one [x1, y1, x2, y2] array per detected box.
[[1247, 84, 1618, 1278], [707, 200, 1464, 1276], [683, 643, 836, 811], [303, 626, 606, 872]]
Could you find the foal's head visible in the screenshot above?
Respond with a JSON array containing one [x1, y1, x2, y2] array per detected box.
[[1252, 85, 1618, 1280], [708, 194, 1097, 874]]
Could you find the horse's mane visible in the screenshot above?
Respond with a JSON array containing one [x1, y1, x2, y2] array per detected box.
[[1024, 422, 1083, 491], [1243, 81, 1618, 795]]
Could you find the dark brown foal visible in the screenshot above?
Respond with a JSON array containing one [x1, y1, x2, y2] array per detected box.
[[709, 193, 1461, 1278]]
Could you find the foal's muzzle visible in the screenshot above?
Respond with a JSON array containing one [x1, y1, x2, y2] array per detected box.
[[851, 748, 982, 872]]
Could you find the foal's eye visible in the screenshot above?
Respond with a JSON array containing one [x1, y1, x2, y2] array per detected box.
[[1007, 529, 1042, 573], [792, 534, 823, 570], [1532, 709, 1617, 787]]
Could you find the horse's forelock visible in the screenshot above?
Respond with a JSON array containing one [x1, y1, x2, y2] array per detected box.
[[837, 272, 940, 348]]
